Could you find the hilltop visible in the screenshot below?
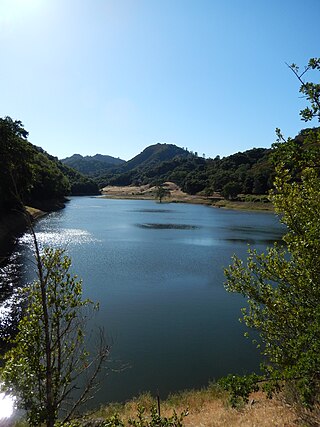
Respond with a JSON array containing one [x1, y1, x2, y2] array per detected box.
[[61, 153, 125, 176]]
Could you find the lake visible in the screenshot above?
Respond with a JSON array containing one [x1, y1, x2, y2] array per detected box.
[[1, 197, 284, 409]]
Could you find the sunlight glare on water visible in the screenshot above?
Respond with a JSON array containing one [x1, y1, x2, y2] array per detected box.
[[18, 228, 98, 249]]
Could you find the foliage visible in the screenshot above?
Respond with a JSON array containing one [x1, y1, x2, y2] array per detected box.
[[0, 116, 34, 211], [1, 245, 109, 427], [224, 58, 320, 409], [61, 154, 125, 176], [59, 162, 100, 196], [155, 184, 170, 203], [0, 116, 100, 214], [28, 150, 70, 202], [221, 181, 241, 200], [59, 405, 187, 427], [127, 405, 187, 427], [288, 58, 320, 122], [218, 374, 260, 407]]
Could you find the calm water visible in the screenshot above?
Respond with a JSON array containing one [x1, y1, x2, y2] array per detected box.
[[2, 197, 284, 410]]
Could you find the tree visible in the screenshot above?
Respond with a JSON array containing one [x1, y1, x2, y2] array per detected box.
[[0, 117, 74, 212], [223, 58, 320, 409], [1, 230, 109, 427], [0, 117, 34, 211], [221, 181, 241, 200], [155, 184, 170, 203]]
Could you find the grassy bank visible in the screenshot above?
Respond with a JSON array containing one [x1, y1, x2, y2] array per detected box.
[[90, 386, 297, 426], [12, 385, 298, 426], [24, 383, 297, 427], [213, 200, 273, 212]]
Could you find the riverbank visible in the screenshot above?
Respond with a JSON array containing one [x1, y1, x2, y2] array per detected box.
[[100, 183, 273, 212]]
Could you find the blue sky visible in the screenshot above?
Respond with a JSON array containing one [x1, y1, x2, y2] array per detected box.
[[1, 0, 319, 160]]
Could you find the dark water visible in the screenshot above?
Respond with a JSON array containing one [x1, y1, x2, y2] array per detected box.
[[1, 197, 284, 409]]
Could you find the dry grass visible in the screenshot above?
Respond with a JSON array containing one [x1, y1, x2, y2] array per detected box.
[[213, 200, 274, 212], [25, 206, 46, 219], [181, 392, 298, 426], [100, 183, 273, 211], [100, 182, 210, 204], [94, 385, 299, 427]]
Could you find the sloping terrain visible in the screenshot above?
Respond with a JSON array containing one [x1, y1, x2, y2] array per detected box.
[[61, 153, 125, 175]]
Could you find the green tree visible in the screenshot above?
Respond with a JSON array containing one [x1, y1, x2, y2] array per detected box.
[[1, 233, 109, 427], [0, 117, 75, 211], [221, 181, 241, 200], [155, 184, 170, 203], [0, 116, 34, 211], [224, 58, 320, 409]]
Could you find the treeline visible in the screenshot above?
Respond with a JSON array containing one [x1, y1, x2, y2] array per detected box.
[[95, 146, 273, 198], [0, 117, 99, 214], [93, 130, 318, 198]]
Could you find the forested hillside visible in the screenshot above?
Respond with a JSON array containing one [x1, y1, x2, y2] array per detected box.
[[0, 116, 99, 214], [93, 144, 273, 196], [61, 153, 125, 175]]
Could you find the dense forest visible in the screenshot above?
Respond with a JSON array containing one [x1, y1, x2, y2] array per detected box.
[[0, 116, 99, 214], [61, 153, 125, 175]]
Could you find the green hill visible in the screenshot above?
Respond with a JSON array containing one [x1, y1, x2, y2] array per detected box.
[[96, 143, 195, 187], [120, 143, 189, 171], [61, 153, 125, 176], [0, 116, 99, 214], [95, 144, 273, 196]]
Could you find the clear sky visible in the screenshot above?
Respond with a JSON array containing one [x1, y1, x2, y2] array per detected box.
[[1, 0, 319, 161]]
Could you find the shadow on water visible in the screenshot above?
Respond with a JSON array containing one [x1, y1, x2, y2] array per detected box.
[[129, 209, 174, 213], [136, 223, 200, 230], [223, 238, 284, 245]]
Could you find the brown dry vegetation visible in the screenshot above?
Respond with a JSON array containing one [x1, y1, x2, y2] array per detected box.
[[101, 182, 212, 204], [93, 386, 299, 427], [100, 182, 273, 211]]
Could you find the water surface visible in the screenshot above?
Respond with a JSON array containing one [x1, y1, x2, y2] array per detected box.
[[3, 197, 284, 408]]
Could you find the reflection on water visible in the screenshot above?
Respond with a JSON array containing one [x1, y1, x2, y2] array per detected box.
[[136, 223, 200, 230]]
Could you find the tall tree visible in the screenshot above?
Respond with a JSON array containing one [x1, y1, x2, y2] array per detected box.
[[0, 117, 33, 211], [224, 58, 320, 410]]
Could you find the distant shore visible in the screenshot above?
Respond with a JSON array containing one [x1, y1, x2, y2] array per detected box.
[[100, 183, 274, 212]]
